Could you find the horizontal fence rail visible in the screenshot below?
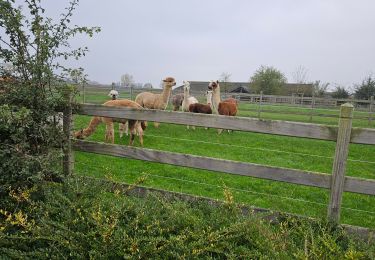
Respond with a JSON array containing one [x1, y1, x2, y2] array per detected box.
[[74, 140, 375, 196], [78, 104, 375, 145]]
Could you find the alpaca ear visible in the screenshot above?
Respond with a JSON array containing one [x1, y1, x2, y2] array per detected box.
[[216, 80, 219, 84]]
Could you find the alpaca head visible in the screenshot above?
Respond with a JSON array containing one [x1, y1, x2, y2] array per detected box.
[[108, 90, 119, 100], [183, 80, 190, 92], [163, 77, 176, 89], [74, 129, 86, 139], [208, 80, 219, 91], [206, 90, 213, 104]]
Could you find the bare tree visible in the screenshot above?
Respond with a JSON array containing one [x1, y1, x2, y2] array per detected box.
[[292, 65, 309, 84], [313, 80, 330, 97], [121, 73, 134, 88], [219, 72, 232, 94]]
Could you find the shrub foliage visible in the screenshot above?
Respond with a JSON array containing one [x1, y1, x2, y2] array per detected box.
[[0, 0, 99, 203]]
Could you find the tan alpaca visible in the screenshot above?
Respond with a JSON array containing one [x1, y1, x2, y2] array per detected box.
[[74, 99, 146, 146], [135, 77, 176, 127]]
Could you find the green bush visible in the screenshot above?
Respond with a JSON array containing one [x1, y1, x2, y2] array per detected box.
[[1, 178, 373, 259]]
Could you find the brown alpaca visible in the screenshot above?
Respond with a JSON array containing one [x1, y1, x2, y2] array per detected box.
[[208, 80, 238, 133], [188, 90, 213, 114], [189, 103, 212, 114], [135, 77, 176, 127], [74, 99, 146, 146]]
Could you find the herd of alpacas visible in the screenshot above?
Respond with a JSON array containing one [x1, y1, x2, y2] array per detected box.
[[74, 77, 238, 146]]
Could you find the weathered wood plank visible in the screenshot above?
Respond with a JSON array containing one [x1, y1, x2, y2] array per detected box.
[[78, 104, 339, 141], [74, 139, 331, 189], [77, 104, 375, 145], [344, 177, 375, 196], [73, 140, 375, 195], [328, 104, 354, 223], [351, 127, 375, 145]]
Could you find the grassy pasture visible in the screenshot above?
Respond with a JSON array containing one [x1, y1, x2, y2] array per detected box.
[[73, 90, 375, 228]]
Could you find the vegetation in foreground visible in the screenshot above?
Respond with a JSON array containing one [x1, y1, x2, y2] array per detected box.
[[1, 178, 374, 259]]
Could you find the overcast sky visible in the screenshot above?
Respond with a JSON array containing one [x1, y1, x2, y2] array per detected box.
[[42, 0, 375, 88]]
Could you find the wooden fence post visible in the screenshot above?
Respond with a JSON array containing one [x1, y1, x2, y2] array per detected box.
[[63, 88, 74, 176], [327, 103, 354, 224], [291, 93, 295, 105], [258, 91, 263, 118], [368, 96, 374, 126]]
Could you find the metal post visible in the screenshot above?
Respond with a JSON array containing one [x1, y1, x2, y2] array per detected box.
[[368, 96, 374, 126], [309, 93, 315, 122], [258, 91, 263, 118]]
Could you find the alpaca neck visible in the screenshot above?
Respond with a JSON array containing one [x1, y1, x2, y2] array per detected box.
[[206, 93, 212, 108], [161, 84, 172, 106], [212, 86, 221, 114], [183, 87, 189, 99], [82, 116, 102, 137]]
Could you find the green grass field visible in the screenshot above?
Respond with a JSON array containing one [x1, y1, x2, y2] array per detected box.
[[73, 90, 375, 228]]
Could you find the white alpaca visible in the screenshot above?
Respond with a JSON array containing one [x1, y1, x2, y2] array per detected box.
[[181, 80, 198, 130], [108, 89, 119, 100]]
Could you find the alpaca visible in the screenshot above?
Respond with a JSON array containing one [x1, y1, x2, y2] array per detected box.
[[188, 90, 213, 130], [74, 99, 146, 146], [188, 90, 213, 114], [181, 80, 198, 130], [108, 89, 119, 100], [181, 81, 198, 112], [107, 89, 130, 137], [172, 93, 184, 111], [135, 77, 176, 127], [208, 80, 237, 133]]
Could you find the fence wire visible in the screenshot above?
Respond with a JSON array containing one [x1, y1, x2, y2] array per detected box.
[[144, 134, 375, 165], [75, 160, 375, 215]]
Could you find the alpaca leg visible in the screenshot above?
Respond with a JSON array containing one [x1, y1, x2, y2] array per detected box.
[[191, 125, 195, 130], [105, 122, 115, 143], [119, 123, 124, 138], [136, 122, 144, 146], [154, 122, 160, 128], [217, 129, 223, 134], [128, 120, 137, 146], [125, 121, 129, 136]]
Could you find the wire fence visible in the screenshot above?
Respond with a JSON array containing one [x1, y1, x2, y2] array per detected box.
[[144, 134, 375, 166], [75, 158, 375, 215]]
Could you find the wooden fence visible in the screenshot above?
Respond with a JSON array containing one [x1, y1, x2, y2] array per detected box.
[[63, 102, 375, 225], [78, 85, 375, 125]]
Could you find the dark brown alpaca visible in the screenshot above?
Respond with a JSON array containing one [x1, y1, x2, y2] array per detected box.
[[188, 103, 212, 114]]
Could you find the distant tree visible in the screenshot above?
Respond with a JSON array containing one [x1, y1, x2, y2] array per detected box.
[[354, 76, 375, 100], [250, 66, 287, 94], [331, 86, 350, 99], [121, 73, 134, 88], [292, 65, 309, 84], [70, 68, 87, 85], [219, 72, 231, 94], [312, 80, 329, 97], [143, 83, 153, 89]]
